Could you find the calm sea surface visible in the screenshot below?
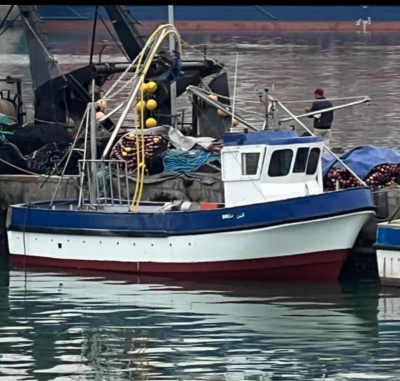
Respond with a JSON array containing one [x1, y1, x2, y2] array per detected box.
[[1, 257, 400, 381], [2, 25, 400, 380]]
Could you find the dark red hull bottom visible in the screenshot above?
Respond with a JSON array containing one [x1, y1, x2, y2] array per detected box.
[[10, 249, 350, 282]]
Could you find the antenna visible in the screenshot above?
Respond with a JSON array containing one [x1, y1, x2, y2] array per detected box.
[[168, 5, 177, 127], [230, 52, 239, 132], [261, 88, 269, 130]]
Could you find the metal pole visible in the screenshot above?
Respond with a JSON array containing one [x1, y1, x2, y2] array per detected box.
[[191, 94, 198, 136], [49, 106, 89, 206], [186, 85, 257, 131], [101, 77, 143, 159], [89, 5, 99, 65], [274, 96, 367, 186], [280, 97, 371, 123], [89, 80, 98, 204], [78, 109, 91, 208], [272, 100, 279, 130], [230, 52, 239, 132], [261, 88, 269, 130], [16, 79, 22, 125], [168, 5, 177, 127]]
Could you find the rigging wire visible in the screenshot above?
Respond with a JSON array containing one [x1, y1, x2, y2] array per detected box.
[[98, 12, 131, 62], [89, 5, 99, 66], [230, 52, 239, 130], [0, 13, 20, 38], [0, 5, 14, 31]]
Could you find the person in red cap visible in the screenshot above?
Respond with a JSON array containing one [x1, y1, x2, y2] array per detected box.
[[305, 88, 334, 147]]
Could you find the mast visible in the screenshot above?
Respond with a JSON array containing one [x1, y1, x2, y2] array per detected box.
[[103, 5, 144, 60], [89, 80, 97, 205], [17, 5, 61, 90], [168, 5, 177, 127]]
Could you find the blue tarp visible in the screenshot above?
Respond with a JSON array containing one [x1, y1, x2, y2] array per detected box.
[[322, 145, 400, 179]]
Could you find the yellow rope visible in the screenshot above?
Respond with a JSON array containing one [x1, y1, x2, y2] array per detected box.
[[136, 87, 146, 210], [129, 24, 182, 212], [130, 87, 145, 211], [130, 92, 140, 205]]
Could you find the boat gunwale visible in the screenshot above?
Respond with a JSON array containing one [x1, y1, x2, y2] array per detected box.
[[8, 208, 376, 238]]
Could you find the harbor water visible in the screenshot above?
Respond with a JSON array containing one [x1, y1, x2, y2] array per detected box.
[[1, 258, 400, 380], [2, 24, 400, 379]]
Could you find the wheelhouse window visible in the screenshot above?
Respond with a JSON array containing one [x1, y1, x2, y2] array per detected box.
[[268, 149, 293, 177], [242, 152, 260, 175], [306, 147, 320, 175], [293, 147, 309, 173]]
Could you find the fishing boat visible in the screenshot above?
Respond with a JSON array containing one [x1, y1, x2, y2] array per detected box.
[[5, 22, 377, 282], [5, 128, 376, 281], [4, 128, 376, 282]]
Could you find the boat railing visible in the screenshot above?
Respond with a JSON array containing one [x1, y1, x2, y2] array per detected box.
[[272, 95, 367, 187], [279, 96, 371, 123], [78, 159, 131, 209]]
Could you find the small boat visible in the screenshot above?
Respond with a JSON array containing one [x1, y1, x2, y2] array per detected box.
[[374, 220, 400, 286], [6, 24, 376, 282]]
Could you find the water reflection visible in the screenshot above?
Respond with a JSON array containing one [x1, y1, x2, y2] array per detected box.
[[0, 262, 395, 380]]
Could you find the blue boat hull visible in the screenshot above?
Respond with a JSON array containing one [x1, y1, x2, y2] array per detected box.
[[8, 187, 374, 236], [37, 6, 400, 22], [375, 221, 400, 286], [6, 187, 375, 281], [36, 6, 400, 32]]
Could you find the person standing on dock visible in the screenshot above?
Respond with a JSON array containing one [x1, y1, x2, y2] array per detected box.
[[306, 88, 334, 147]]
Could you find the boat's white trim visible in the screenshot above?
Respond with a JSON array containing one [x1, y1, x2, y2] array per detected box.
[[8, 211, 373, 264]]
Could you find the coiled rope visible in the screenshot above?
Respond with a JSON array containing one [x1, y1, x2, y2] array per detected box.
[[162, 149, 220, 173]]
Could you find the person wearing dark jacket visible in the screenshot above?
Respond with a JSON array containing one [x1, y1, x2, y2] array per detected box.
[[306, 88, 333, 147]]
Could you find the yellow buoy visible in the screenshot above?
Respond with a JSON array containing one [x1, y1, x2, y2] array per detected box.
[[147, 81, 158, 93], [97, 99, 107, 109], [146, 99, 158, 111], [217, 109, 228, 117], [140, 83, 148, 93], [208, 94, 218, 101], [135, 100, 146, 111], [145, 117, 157, 128]]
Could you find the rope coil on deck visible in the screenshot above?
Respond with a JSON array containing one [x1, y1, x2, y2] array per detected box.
[[162, 149, 220, 173]]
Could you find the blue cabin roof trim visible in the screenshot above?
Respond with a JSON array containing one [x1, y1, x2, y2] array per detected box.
[[223, 130, 323, 146]]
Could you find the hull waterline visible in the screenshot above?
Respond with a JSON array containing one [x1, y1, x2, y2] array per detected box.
[[10, 249, 348, 282]]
